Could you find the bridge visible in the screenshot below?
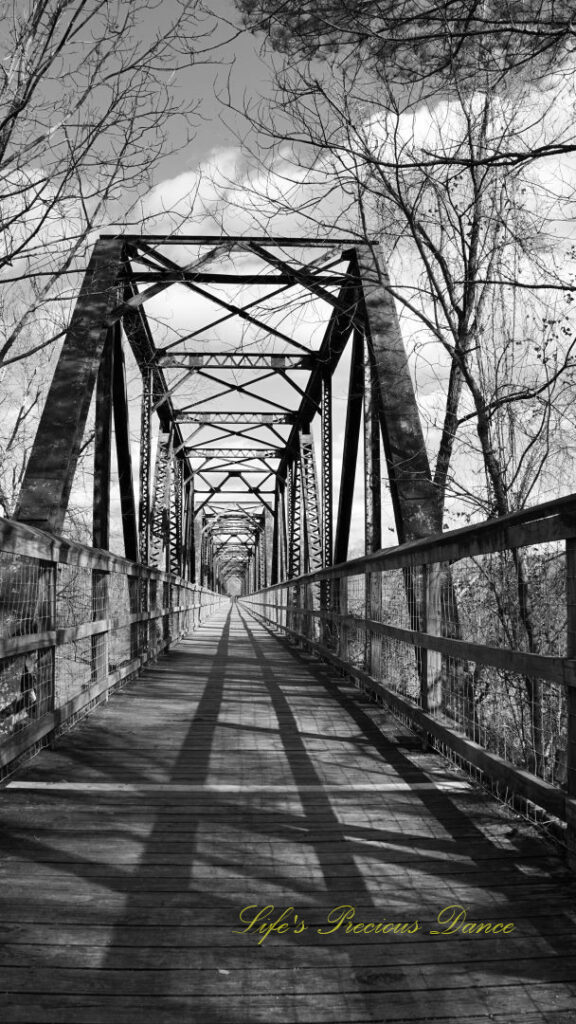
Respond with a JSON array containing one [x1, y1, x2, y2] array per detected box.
[[1, 237, 575, 1022]]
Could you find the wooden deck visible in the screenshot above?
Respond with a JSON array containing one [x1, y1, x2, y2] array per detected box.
[[1, 603, 575, 1023]]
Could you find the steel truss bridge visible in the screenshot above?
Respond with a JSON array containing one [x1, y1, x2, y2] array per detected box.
[[1, 237, 576, 1022]]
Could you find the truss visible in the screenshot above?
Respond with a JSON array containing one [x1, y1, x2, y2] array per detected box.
[[15, 236, 440, 594]]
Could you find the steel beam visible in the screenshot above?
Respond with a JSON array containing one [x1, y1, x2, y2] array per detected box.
[[158, 353, 313, 371], [112, 327, 138, 562], [175, 412, 296, 425], [334, 330, 364, 564], [187, 448, 284, 460], [287, 460, 301, 579], [356, 249, 440, 541], [15, 238, 125, 531], [104, 233, 373, 246], [92, 331, 114, 550], [276, 276, 359, 479], [127, 271, 348, 285], [183, 474, 194, 581], [363, 339, 382, 555]]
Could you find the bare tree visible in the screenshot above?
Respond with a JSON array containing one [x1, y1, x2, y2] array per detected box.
[[215, 6, 576, 773], [0, 0, 219, 369]]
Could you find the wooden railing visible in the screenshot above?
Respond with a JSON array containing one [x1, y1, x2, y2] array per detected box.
[[0, 517, 227, 777], [241, 493, 576, 865]]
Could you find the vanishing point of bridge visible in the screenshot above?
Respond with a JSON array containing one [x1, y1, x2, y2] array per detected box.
[[1, 237, 575, 1021]]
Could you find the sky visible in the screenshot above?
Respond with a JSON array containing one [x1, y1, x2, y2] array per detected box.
[[4, 1, 576, 555], [151, 2, 275, 185]]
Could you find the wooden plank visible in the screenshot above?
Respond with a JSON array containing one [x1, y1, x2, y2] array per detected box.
[[2, 921, 576, 954], [1, 959, 576, 996], [251, 610, 567, 820], [248, 606, 576, 686], [0, 717, 55, 769], [0, 605, 575, 1024], [1, 985, 576, 1024], [0, 656, 159, 770], [352, 616, 576, 687], [0, 633, 57, 658]]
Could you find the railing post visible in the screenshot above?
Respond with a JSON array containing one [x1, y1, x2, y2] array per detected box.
[[128, 574, 140, 661], [35, 560, 57, 724], [419, 564, 443, 709], [91, 569, 109, 694], [302, 579, 312, 648], [338, 576, 349, 666], [140, 575, 149, 662], [163, 580, 171, 650], [566, 538, 576, 867]]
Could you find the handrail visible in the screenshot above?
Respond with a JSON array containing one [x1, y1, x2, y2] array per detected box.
[[241, 492, 576, 866], [0, 518, 184, 578], [261, 492, 576, 587], [0, 516, 227, 777]]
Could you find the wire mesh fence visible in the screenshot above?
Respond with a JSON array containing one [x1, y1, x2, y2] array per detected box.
[[242, 498, 576, 849], [0, 518, 227, 776]]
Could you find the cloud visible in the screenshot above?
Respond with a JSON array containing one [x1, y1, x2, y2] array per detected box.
[[139, 141, 361, 241]]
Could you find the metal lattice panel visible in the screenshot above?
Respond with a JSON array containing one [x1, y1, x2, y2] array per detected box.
[[149, 431, 172, 570], [299, 432, 322, 574]]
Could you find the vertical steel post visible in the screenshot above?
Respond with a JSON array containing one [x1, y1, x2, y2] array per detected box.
[[334, 330, 364, 564], [279, 482, 288, 582], [363, 341, 382, 556], [288, 459, 301, 579], [194, 512, 203, 586], [183, 473, 194, 582], [363, 339, 382, 675], [112, 326, 138, 562], [357, 248, 440, 542], [321, 375, 333, 568], [139, 365, 152, 564], [92, 331, 114, 551]]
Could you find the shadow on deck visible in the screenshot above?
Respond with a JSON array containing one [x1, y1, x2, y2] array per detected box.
[[0, 604, 575, 1023]]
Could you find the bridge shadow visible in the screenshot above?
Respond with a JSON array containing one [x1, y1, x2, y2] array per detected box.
[[1, 605, 575, 1021], [87, 603, 400, 1020]]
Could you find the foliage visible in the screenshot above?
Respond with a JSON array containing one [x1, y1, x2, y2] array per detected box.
[[238, 0, 576, 95]]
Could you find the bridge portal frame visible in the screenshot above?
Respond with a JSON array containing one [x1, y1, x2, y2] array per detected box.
[[14, 235, 441, 595]]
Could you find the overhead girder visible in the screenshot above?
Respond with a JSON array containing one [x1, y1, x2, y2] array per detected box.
[[15, 235, 439, 594], [175, 412, 296, 425], [159, 353, 314, 371]]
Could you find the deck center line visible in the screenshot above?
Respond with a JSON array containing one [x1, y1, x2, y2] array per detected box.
[[4, 780, 472, 792]]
